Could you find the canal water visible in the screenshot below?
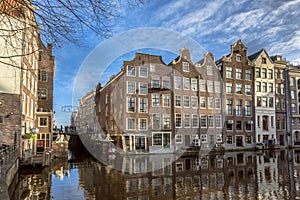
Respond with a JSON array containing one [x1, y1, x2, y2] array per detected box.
[[7, 137, 300, 200]]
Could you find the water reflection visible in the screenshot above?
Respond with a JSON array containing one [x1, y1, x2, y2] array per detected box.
[[9, 144, 300, 199]]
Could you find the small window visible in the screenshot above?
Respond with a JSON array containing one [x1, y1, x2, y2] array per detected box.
[[139, 67, 148, 77], [182, 62, 189, 72], [236, 55, 242, 62], [150, 64, 155, 72], [39, 117, 47, 126], [127, 66, 136, 76], [207, 65, 213, 75], [38, 89, 47, 100], [262, 57, 267, 64]]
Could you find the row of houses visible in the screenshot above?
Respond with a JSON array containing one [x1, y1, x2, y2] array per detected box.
[[0, 1, 55, 161], [76, 39, 300, 152]]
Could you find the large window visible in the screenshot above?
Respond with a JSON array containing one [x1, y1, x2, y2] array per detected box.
[[207, 80, 214, 92], [184, 114, 190, 128], [191, 96, 198, 108], [152, 114, 160, 130], [139, 67, 148, 77], [139, 98, 148, 113], [192, 114, 198, 128], [127, 118, 136, 130], [175, 95, 182, 107], [175, 113, 182, 128], [139, 118, 147, 131], [208, 97, 214, 109], [226, 67, 232, 78], [208, 115, 214, 128], [162, 80, 170, 89], [175, 76, 181, 89], [269, 97, 274, 108], [245, 85, 251, 95], [200, 115, 207, 128], [152, 94, 160, 107], [38, 89, 47, 100], [245, 70, 251, 80], [261, 68, 267, 78], [191, 78, 197, 91], [38, 70, 47, 81], [163, 114, 171, 130], [246, 101, 251, 116], [127, 81, 136, 94], [127, 97, 136, 112], [236, 68, 242, 79], [268, 83, 273, 92], [39, 117, 47, 127], [200, 97, 206, 108], [268, 69, 273, 79], [226, 83, 232, 93], [214, 81, 221, 93], [127, 66, 136, 76], [183, 78, 190, 90], [151, 79, 160, 89], [236, 100, 242, 116], [139, 82, 148, 95], [262, 82, 267, 92], [162, 94, 170, 107], [215, 98, 221, 109], [215, 115, 222, 128], [255, 68, 260, 78], [183, 96, 190, 107], [236, 83, 242, 94], [256, 82, 261, 92], [236, 121, 242, 131], [200, 80, 206, 91], [226, 99, 233, 115], [182, 62, 189, 72]]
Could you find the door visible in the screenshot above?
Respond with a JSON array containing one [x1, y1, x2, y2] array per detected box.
[[163, 133, 170, 148], [135, 136, 145, 150], [236, 136, 243, 147]]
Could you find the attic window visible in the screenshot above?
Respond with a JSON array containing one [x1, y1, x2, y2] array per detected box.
[[262, 57, 267, 64], [183, 62, 189, 72], [236, 55, 242, 62]]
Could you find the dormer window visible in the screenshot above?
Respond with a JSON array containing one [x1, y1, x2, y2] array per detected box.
[[236, 55, 242, 62], [183, 62, 189, 72]]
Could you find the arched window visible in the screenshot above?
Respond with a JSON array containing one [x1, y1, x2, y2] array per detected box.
[[298, 79, 300, 89]]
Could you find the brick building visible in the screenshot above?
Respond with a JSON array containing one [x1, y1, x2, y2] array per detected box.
[[216, 40, 255, 150]]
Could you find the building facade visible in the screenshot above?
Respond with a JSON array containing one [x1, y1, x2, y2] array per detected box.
[[216, 40, 255, 149]]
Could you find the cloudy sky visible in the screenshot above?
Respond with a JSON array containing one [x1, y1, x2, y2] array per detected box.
[[53, 0, 300, 125]]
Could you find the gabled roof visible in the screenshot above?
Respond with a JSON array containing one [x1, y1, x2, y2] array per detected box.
[[248, 49, 263, 61]]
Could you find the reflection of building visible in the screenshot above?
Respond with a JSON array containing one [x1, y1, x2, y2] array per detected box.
[[249, 49, 277, 147], [216, 40, 255, 149]]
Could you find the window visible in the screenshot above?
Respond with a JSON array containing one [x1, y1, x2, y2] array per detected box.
[[291, 91, 295, 99], [226, 136, 232, 144], [236, 68, 242, 79], [256, 82, 261, 92], [38, 89, 47, 100], [127, 82, 136, 94], [255, 68, 260, 78], [127, 97, 136, 112], [163, 114, 171, 130], [263, 116, 268, 131], [139, 82, 148, 95], [175, 113, 182, 128], [215, 98, 221, 109], [152, 94, 160, 107], [262, 69, 267, 78], [207, 65, 213, 75], [191, 78, 197, 91], [208, 97, 214, 109], [245, 101, 251, 116], [214, 81, 221, 93], [200, 97, 206, 108], [226, 99, 233, 115], [175, 76, 181, 89], [162, 80, 170, 89], [276, 84, 279, 93], [192, 114, 198, 128], [245, 85, 251, 95], [183, 96, 190, 107], [127, 66, 136, 76], [207, 80, 213, 92], [183, 62, 189, 72], [236, 100, 242, 116], [139, 67, 148, 77], [150, 64, 155, 72], [226, 121, 233, 131], [292, 104, 296, 112], [236, 83, 242, 94], [236, 121, 242, 131], [191, 96, 198, 108], [175, 95, 182, 107], [38, 70, 47, 81], [246, 121, 252, 131], [290, 77, 294, 86], [208, 115, 214, 128], [200, 80, 206, 91], [262, 97, 267, 107], [139, 98, 148, 113], [245, 70, 251, 80], [39, 117, 47, 126], [269, 97, 274, 107], [201, 134, 207, 143], [246, 136, 251, 144], [152, 114, 160, 130], [139, 118, 147, 131], [280, 84, 285, 94], [226, 82, 232, 93], [183, 78, 190, 90], [0, 115, 3, 124], [236, 55, 242, 62], [257, 116, 261, 128], [184, 114, 190, 128], [153, 134, 163, 146], [268, 83, 273, 92], [262, 82, 267, 92], [226, 67, 233, 78], [151, 79, 160, 89], [276, 98, 280, 109], [268, 69, 273, 79], [262, 57, 266, 64], [200, 115, 207, 128], [162, 94, 170, 107], [175, 134, 182, 143], [280, 70, 284, 79], [215, 115, 222, 128]]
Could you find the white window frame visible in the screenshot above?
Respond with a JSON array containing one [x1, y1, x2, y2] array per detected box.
[[191, 96, 198, 108], [152, 94, 160, 107], [127, 66, 136, 76], [182, 62, 189, 72], [183, 96, 190, 108], [127, 118, 136, 130], [184, 114, 190, 128], [127, 81, 136, 94], [139, 82, 148, 95], [138, 118, 148, 131], [139, 98, 148, 113], [191, 78, 197, 91], [162, 94, 170, 107], [175, 134, 183, 143], [192, 114, 198, 128], [175, 113, 182, 128], [175, 76, 181, 89], [139, 67, 148, 78], [183, 77, 190, 90]]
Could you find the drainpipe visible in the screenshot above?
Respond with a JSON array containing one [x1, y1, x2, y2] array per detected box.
[[285, 66, 291, 147]]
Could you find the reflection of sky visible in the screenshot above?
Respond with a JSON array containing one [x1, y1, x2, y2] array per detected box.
[[51, 168, 85, 200]]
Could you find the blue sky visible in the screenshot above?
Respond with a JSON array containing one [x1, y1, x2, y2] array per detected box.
[[53, 0, 300, 125]]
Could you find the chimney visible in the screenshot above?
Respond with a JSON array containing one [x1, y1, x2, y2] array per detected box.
[[47, 44, 53, 56]]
